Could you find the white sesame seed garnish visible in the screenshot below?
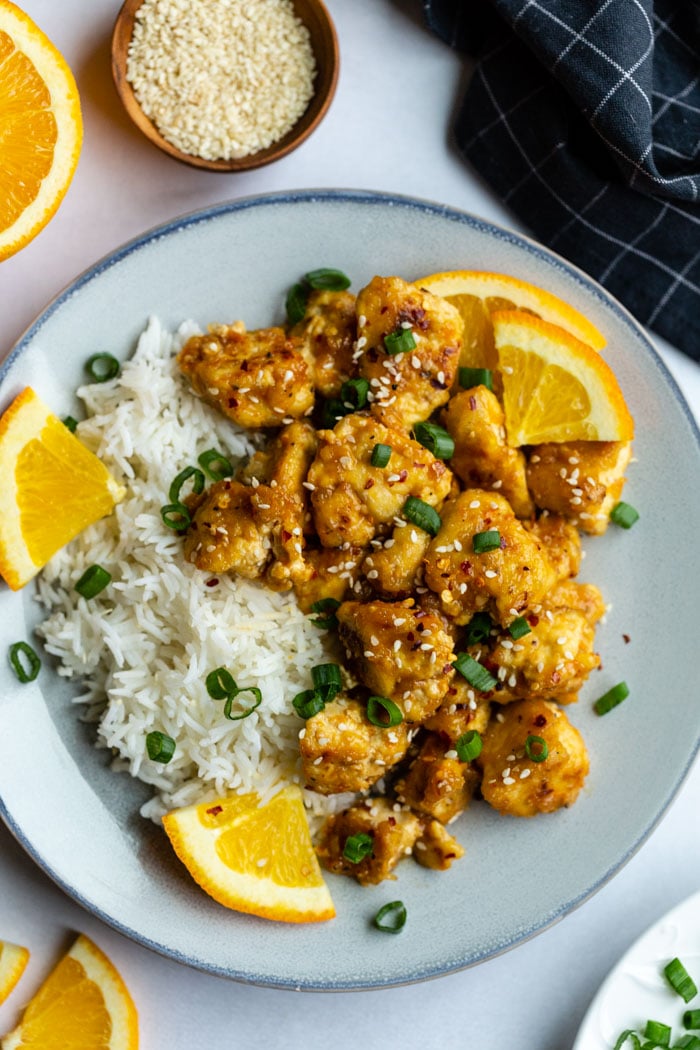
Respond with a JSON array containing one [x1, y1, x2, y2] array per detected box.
[[363, 650, 374, 658], [302, 481, 315, 490], [370, 635, 379, 646], [469, 499, 481, 509], [520, 768, 531, 779], [367, 569, 379, 580], [484, 569, 498, 579]]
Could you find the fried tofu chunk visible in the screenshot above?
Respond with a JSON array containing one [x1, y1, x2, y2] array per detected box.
[[355, 275, 462, 425], [413, 819, 465, 871], [307, 412, 452, 548], [178, 322, 314, 428], [288, 289, 357, 398], [442, 386, 534, 518], [526, 514, 582, 582], [299, 695, 411, 795], [546, 579, 606, 624], [184, 479, 269, 576], [292, 546, 366, 612], [395, 733, 480, 824], [337, 599, 455, 723], [479, 699, 589, 817], [423, 490, 556, 627], [317, 798, 423, 885], [526, 440, 633, 535], [362, 522, 431, 598], [423, 679, 491, 743]]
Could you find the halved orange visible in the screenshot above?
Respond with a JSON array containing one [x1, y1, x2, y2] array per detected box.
[[417, 269, 606, 371], [0, 934, 138, 1050], [0, 0, 82, 261], [492, 310, 634, 446], [162, 787, 336, 923], [0, 941, 29, 1007], [0, 387, 125, 590]]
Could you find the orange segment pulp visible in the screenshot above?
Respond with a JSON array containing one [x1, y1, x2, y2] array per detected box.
[[162, 787, 336, 923], [0, 1, 82, 261], [0, 941, 29, 1007], [492, 310, 634, 446], [0, 388, 125, 590]]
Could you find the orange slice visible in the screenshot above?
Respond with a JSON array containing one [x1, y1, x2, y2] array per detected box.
[[0, 387, 125, 590], [417, 269, 606, 371], [0, 941, 29, 1006], [0, 0, 82, 261], [492, 310, 634, 447], [0, 934, 138, 1050], [162, 787, 336, 923]]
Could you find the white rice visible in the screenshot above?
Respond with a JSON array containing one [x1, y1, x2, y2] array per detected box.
[[36, 318, 353, 826]]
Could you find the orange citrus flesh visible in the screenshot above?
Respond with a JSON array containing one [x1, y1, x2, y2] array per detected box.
[[0, 387, 125, 590], [162, 787, 336, 923], [492, 310, 634, 447], [0, 942, 29, 1007], [0, 934, 138, 1050], [416, 269, 606, 372], [0, 0, 82, 261]]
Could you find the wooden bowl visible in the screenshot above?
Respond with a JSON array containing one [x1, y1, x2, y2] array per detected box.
[[111, 0, 339, 172]]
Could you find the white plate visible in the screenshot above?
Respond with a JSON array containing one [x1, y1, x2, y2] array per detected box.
[[1, 190, 699, 990], [574, 891, 700, 1048]]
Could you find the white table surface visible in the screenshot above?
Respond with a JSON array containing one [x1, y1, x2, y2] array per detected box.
[[1, 3, 699, 1047]]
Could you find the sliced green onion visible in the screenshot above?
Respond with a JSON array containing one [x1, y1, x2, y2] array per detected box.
[[292, 689, 326, 720], [305, 268, 351, 291], [665, 958, 699, 1003], [321, 398, 350, 428], [413, 421, 455, 460], [464, 611, 493, 646], [85, 352, 120, 382], [311, 663, 343, 702], [403, 496, 441, 536], [223, 686, 262, 721], [197, 448, 233, 481], [169, 466, 205, 504], [341, 377, 370, 410], [206, 667, 237, 700], [146, 730, 175, 763], [455, 729, 482, 763], [370, 443, 392, 468], [525, 735, 548, 762], [459, 367, 493, 391], [8, 641, 41, 683], [374, 900, 407, 933], [594, 681, 630, 716], [472, 529, 501, 554], [160, 502, 191, 531], [286, 282, 310, 325], [610, 501, 639, 529], [62, 415, 78, 432], [366, 695, 403, 728], [74, 564, 112, 599], [343, 832, 373, 863], [310, 597, 341, 630], [384, 328, 416, 355], [508, 616, 531, 640], [684, 1010, 700, 1029], [644, 1020, 671, 1046], [677, 1036, 700, 1049], [452, 653, 497, 692], [613, 1033, 641, 1050]]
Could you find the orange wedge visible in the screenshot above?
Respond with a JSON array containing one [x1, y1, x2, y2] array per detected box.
[[162, 787, 336, 923], [0, 1, 82, 261], [0, 942, 29, 1007], [416, 269, 605, 371], [0, 387, 125, 590], [0, 934, 138, 1050], [492, 310, 634, 447]]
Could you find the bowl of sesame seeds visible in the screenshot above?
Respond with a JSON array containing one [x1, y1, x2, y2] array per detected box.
[[111, 0, 339, 171]]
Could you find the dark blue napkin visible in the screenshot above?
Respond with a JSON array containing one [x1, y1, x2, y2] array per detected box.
[[424, 0, 700, 360]]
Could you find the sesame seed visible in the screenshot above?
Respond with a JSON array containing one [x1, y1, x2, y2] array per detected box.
[[302, 481, 315, 490], [367, 569, 379, 579], [370, 635, 379, 646], [501, 767, 511, 778], [358, 314, 367, 328], [400, 321, 412, 329], [313, 756, 323, 765], [564, 650, 575, 660], [469, 499, 481, 509], [520, 768, 531, 779], [484, 569, 498, 579], [363, 650, 374, 658], [453, 538, 462, 551], [411, 355, 422, 369], [445, 749, 458, 759]]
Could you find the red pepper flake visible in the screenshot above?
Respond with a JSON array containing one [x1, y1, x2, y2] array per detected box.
[[460, 560, 473, 575], [528, 613, 539, 626], [442, 663, 454, 675], [364, 478, 375, 490], [227, 397, 239, 408], [469, 396, 477, 411], [281, 529, 292, 542], [622, 633, 631, 644], [206, 805, 223, 816], [534, 714, 547, 727], [205, 578, 220, 588]]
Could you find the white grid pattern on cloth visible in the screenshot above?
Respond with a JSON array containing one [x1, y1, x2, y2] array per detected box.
[[647, 244, 700, 326], [652, 78, 700, 127]]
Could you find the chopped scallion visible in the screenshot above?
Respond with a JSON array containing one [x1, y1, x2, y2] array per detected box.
[[310, 597, 341, 630], [459, 367, 493, 391], [644, 1020, 671, 1046], [321, 398, 350, 428], [370, 443, 392, 468], [85, 352, 120, 382], [613, 1032, 641, 1050], [169, 465, 205, 504], [8, 641, 41, 684], [472, 529, 501, 554], [341, 377, 370, 410], [311, 663, 342, 702], [384, 328, 416, 355], [292, 689, 326, 720], [525, 735, 548, 762], [665, 958, 698, 1003], [684, 1010, 700, 1029], [374, 900, 407, 933], [146, 730, 175, 763], [285, 282, 310, 325], [464, 612, 493, 646], [206, 667, 237, 700], [223, 686, 262, 721], [677, 1036, 700, 1049], [197, 448, 233, 481], [74, 564, 112, 599], [413, 421, 455, 460], [305, 268, 351, 291], [508, 616, 531, 640], [62, 415, 78, 433], [610, 501, 639, 529], [403, 496, 441, 536], [343, 832, 373, 863], [455, 729, 482, 763], [452, 653, 497, 692], [160, 502, 191, 531], [594, 681, 630, 716], [366, 695, 403, 728]]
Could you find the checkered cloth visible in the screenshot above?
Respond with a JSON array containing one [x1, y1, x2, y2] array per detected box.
[[424, 0, 700, 360]]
